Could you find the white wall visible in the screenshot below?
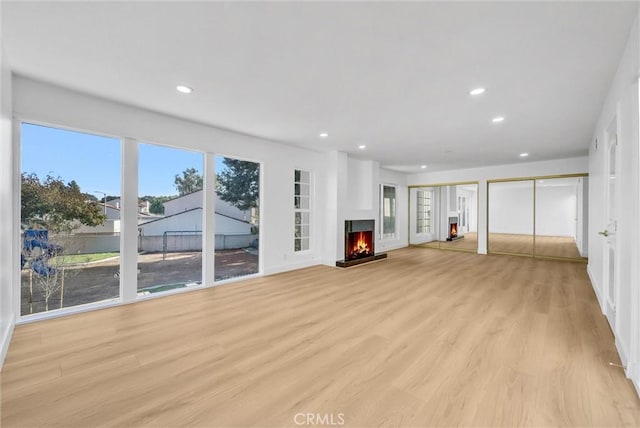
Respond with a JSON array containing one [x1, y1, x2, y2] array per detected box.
[[0, 0, 16, 367], [322, 154, 408, 263], [535, 185, 577, 237], [488, 183, 534, 235], [407, 157, 588, 254], [588, 12, 640, 394]]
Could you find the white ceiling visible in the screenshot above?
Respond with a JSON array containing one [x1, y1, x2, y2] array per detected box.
[[3, 1, 637, 172]]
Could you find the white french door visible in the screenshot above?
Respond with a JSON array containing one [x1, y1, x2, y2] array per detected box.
[[602, 119, 618, 328]]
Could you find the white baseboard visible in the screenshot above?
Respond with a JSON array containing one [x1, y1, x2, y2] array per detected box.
[[616, 336, 629, 371], [587, 264, 605, 313], [477, 248, 487, 255], [0, 313, 16, 370], [264, 259, 321, 276], [377, 242, 408, 252]]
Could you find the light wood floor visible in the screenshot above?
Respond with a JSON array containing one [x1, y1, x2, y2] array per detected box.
[[414, 232, 478, 252], [2, 248, 638, 427], [489, 233, 584, 259]]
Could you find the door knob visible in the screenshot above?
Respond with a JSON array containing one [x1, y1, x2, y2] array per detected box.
[[598, 230, 609, 237]]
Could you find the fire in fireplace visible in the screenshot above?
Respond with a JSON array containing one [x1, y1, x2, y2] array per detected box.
[[337, 219, 387, 267], [347, 230, 374, 260], [446, 216, 462, 241], [449, 222, 458, 239], [344, 219, 375, 261]]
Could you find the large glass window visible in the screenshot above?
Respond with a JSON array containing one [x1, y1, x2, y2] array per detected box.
[[294, 169, 311, 252], [381, 185, 397, 239], [20, 123, 121, 315], [215, 156, 259, 281], [137, 143, 203, 295]]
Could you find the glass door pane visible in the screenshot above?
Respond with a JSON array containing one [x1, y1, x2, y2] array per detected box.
[[488, 180, 534, 255]]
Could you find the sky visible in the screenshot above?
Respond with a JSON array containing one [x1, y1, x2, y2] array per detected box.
[[21, 123, 227, 197]]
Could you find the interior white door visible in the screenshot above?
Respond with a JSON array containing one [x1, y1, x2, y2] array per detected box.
[[602, 121, 618, 328]]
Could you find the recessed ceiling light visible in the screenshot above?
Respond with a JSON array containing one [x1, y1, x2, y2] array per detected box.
[[358, 145, 366, 150], [319, 132, 329, 138], [492, 116, 505, 123], [176, 85, 193, 94], [420, 165, 427, 169], [520, 152, 529, 157], [469, 87, 486, 96]]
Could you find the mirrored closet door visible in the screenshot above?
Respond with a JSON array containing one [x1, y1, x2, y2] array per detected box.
[[488, 175, 588, 261], [487, 180, 534, 256], [409, 182, 479, 253]]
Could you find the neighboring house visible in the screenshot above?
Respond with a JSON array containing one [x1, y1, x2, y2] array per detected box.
[[163, 190, 250, 222], [137, 208, 251, 236], [74, 202, 121, 235], [76, 191, 252, 237], [75, 200, 157, 235], [138, 190, 252, 236]]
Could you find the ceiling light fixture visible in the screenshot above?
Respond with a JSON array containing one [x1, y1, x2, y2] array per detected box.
[[469, 87, 486, 96], [492, 116, 505, 123], [420, 165, 427, 169], [358, 145, 366, 150], [319, 132, 329, 138], [176, 85, 193, 94], [520, 152, 529, 157]]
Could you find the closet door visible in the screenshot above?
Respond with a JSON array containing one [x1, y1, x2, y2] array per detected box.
[[488, 180, 534, 256], [534, 177, 583, 259]]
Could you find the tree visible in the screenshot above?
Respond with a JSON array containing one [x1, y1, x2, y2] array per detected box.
[[21, 173, 106, 232], [174, 168, 203, 195], [21, 173, 107, 312], [216, 158, 259, 212], [140, 195, 173, 215], [82, 193, 99, 202]]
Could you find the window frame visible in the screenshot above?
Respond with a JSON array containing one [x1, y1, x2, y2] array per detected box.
[[416, 189, 433, 235], [380, 184, 397, 240], [294, 169, 312, 252]]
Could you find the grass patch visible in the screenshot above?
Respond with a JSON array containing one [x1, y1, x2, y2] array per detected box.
[[52, 252, 119, 265]]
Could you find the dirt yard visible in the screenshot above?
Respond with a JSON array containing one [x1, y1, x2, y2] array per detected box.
[[20, 250, 258, 316]]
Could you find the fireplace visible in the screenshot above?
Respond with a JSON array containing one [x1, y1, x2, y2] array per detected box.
[[446, 216, 463, 241], [344, 219, 375, 261], [449, 222, 458, 239], [337, 220, 387, 267], [346, 230, 374, 260]]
